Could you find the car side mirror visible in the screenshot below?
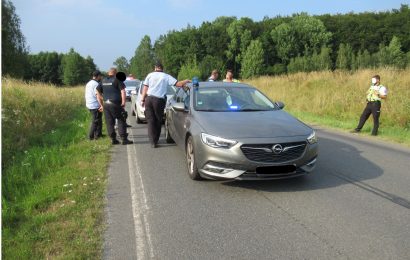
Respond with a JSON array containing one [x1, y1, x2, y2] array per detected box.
[[172, 102, 187, 112], [275, 101, 285, 110]]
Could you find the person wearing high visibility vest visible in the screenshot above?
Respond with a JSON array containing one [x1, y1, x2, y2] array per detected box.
[[353, 75, 388, 136]]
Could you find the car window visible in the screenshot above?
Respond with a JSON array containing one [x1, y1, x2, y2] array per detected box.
[[175, 88, 190, 108], [194, 87, 275, 111], [167, 85, 176, 96]]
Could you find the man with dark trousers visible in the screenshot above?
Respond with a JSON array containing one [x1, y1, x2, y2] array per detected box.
[[141, 62, 190, 148], [97, 68, 133, 145], [85, 70, 104, 140], [353, 75, 388, 136]]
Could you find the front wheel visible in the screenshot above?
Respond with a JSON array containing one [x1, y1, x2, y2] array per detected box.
[[186, 136, 201, 180]]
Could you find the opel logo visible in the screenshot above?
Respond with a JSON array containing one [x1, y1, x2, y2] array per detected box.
[[272, 144, 283, 154]]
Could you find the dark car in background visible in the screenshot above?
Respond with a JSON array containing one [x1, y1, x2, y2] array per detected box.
[[165, 82, 318, 181]]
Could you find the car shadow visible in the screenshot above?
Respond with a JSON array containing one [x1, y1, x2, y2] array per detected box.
[[221, 136, 384, 192]]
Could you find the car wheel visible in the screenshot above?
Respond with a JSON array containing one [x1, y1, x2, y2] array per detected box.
[[136, 116, 143, 124], [165, 118, 174, 143], [186, 136, 201, 180]]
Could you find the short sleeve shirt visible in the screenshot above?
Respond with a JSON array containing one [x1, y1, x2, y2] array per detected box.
[[85, 79, 100, 109], [143, 71, 177, 98]]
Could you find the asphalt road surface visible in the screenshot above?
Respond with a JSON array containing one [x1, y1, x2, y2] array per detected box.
[[104, 104, 410, 259]]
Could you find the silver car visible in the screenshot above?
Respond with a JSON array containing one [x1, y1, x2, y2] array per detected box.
[[124, 79, 140, 101], [165, 82, 318, 181], [131, 83, 177, 123]]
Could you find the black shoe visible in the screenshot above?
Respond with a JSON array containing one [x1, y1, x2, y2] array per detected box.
[[122, 139, 133, 145], [350, 129, 360, 133], [126, 124, 132, 128], [151, 143, 158, 148], [112, 139, 120, 145]]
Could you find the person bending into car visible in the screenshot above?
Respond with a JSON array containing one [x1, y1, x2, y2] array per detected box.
[[141, 62, 190, 148]]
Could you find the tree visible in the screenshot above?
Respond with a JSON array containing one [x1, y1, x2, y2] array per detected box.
[[376, 36, 406, 68], [130, 35, 155, 79], [2, 0, 28, 78], [336, 43, 354, 70], [61, 48, 88, 86], [226, 18, 255, 74], [356, 49, 372, 69], [241, 39, 265, 79], [271, 13, 332, 63], [26, 52, 63, 85], [178, 57, 201, 81], [84, 56, 97, 79], [113, 56, 130, 74], [198, 55, 224, 80]]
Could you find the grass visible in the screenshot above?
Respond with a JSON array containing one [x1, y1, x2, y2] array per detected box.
[[2, 78, 111, 259], [246, 68, 410, 145]]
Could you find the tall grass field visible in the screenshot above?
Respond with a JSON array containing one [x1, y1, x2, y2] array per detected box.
[[247, 68, 410, 145], [2, 78, 111, 258]]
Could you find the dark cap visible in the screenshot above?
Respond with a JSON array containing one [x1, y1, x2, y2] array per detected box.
[[92, 70, 101, 77], [154, 61, 163, 69]]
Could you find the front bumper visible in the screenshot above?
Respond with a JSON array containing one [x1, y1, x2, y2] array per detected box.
[[194, 135, 318, 180]]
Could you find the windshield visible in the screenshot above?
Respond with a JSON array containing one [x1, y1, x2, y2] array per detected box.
[[194, 87, 276, 112], [124, 80, 138, 88]]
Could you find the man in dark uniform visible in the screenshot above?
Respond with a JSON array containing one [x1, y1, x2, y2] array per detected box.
[[96, 68, 133, 145], [140, 62, 190, 148]]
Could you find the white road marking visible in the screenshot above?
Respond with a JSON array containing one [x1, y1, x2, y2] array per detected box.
[[127, 130, 155, 259]]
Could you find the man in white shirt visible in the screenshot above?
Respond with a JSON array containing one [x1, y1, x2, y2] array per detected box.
[[141, 62, 190, 148], [353, 74, 388, 136], [85, 70, 104, 140]]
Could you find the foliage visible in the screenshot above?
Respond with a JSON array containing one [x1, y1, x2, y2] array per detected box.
[[336, 43, 354, 70], [247, 68, 410, 144], [26, 52, 63, 85], [129, 35, 155, 79], [113, 56, 130, 74], [177, 57, 201, 81], [241, 40, 265, 78], [2, 78, 111, 259], [2, 0, 28, 78], [271, 13, 332, 62], [61, 48, 91, 85]]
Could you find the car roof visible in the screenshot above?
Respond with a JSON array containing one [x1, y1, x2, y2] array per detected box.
[[186, 81, 253, 89]]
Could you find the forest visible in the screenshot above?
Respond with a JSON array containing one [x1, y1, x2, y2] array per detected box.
[[3, 0, 410, 84]]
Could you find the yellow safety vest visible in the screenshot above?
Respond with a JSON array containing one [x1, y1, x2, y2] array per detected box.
[[366, 85, 385, 102]]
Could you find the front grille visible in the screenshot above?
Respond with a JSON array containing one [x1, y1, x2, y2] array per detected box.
[[240, 142, 306, 163]]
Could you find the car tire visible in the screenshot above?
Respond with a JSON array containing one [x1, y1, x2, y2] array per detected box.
[[186, 136, 201, 180], [165, 118, 174, 143], [136, 116, 143, 124]]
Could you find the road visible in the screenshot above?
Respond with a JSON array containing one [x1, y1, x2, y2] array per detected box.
[[104, 104, 410, 259]]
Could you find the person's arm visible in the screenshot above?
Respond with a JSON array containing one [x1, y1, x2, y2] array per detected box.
[[175, 79, 191, 87], [121, 89, 126, 107], [141, 85, 149, 107], [378, 86, 387, 99], [96, 91, 104, 112]]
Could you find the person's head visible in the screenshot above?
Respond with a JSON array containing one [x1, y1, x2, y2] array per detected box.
[[108, 67, 117, 77], [210, 69, 219, 80], [226, 70, 234, 81], [371, 75, 380, 85], [154, 61, 163, 72], [92, 70, 102, 81]]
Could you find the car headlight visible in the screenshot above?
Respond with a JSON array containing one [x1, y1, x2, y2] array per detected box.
[[201, 133, 237, 148], [307, 131, 318, 144]]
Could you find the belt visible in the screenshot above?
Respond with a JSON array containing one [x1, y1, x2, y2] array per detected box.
[[147, 95, 165, 100]]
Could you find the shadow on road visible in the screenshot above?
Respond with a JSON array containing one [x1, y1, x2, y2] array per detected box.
[[221, 137, 384, 192]]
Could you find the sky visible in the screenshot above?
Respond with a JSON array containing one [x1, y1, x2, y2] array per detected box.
[[12, 0, 410, 72]]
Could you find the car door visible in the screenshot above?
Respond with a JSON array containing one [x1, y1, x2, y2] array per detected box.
[[170, 88, 190, 145]]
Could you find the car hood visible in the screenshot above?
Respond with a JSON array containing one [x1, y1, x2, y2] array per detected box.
[[194, 110, 312, 139]]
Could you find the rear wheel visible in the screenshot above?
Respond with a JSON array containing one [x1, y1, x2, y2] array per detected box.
[[186, 136, 201, 180], [165, 118, 174, 143]]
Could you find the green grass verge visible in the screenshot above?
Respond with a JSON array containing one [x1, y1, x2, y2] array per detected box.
[[2, 106, 111, 259], [287, 109, 410, 146]]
